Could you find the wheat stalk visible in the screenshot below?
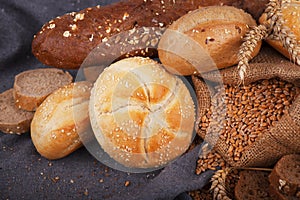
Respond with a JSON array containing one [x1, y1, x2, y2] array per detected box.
[[238, 0, 300, 81], [237, 25, 269, 81]]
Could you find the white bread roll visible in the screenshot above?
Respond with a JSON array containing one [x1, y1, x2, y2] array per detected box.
[[89, 57, 195, 169], [31, 81, 92, 160], [158, 6, 261, 76]]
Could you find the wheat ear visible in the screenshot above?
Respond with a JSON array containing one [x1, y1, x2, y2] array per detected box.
[[210, 168, 232, 200], [237, 25, 269, 81]]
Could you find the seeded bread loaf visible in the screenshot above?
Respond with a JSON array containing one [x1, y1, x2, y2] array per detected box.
[[158, 6, 261, 76], [268, 154, 300, 199], [89, 57, 195, 169], [0, 89, 34, 134], [31, 0, 268, 69], [31, 82, 92, 160], [13, 68, 73, 111], [234, 170, 272, 200]]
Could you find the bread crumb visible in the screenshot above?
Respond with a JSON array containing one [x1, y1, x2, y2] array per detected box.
[[124, 181, 130, 187], [47, 24, 55, 29]]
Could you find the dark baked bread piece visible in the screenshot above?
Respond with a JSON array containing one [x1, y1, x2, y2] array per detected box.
[[0, 89, 34, 134], [269, 184, 300, 200], [13, 68, 73, 111], [32, 0, 268, 69], [269, 154, 300, 198], [234, 170, 272, 200]]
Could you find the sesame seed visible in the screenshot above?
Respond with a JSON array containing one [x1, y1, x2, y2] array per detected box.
[[89, 34, 94, 42], [63, 31, 71, 37], [123, 12, 129, 20], [70, 24, 77, 30], [74, 13, 85, 22], [47, 23, 56, 29]]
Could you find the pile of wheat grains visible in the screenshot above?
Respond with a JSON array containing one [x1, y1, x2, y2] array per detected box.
[[190, 78, 298, 200]]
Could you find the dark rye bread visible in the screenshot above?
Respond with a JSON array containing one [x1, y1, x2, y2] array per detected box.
[[31, 0, 268, 69], [0, 89, 34, 134], [234, 170, 272, 200], [269, 154, 300, 199], [13, 68, 73, 111]]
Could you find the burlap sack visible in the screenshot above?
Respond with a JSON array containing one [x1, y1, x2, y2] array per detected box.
[[192, 45, 300, 167]]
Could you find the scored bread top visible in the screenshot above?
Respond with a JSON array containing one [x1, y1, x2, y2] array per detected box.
[[169, 6, 256, 33], [158, 6, 260, 75], [31, 81, 92, 160], [89, 57, 195, 169], [13, 68, 73, 111], [0, 89, 34, 134]]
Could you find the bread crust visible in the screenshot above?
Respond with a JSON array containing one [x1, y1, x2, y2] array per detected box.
[[89, 57, 195, 168], [32, 0, 268, 69], [268, 154, 300, 198], [259, 1, 300, 62], [0, 89, 34, 134], [158, 6, 261, 76], [13, 68, 73, 111], [30, 82, 92, 160]]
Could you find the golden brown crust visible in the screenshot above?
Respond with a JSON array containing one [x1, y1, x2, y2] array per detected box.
[[89, 57, 195, 168], [158, 6, 261, 76], [13, 68, 73, 111], [31, 82, 92, 160], [259, 1, 300, 61]]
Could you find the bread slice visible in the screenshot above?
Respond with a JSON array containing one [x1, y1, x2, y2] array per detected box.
[[0, 89, 34, 134], [234, 170, 272, 200], [269, 154, 300, 198], [269, 184, 299, 200], [13, 68, 73, 111]]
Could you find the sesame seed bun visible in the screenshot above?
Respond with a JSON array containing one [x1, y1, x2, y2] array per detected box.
[[89, 57, 195, 169]]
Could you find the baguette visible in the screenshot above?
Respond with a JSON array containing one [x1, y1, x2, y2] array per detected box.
[[0, 89, 34, 134], [13, 68, 73, 111], [32, 0, 268, 69]]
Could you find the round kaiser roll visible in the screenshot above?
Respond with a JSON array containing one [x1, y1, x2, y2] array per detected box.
[[158, 6, 261, 76], [89, 57, 196, 169], [31, 81, 92, 160], [259, 0, 300, 62]]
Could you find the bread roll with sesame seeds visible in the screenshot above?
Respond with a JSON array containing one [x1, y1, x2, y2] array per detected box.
[[158, 6, 261, 76], [89, 57, 196, 169], [31, 81, 92, 160], [13, 68, 73, 111]]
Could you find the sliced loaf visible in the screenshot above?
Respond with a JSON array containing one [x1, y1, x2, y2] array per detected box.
[[13, 68, 73, 111], [269, 154, 300, 198], [0, 89, 34, 134], [234, 170, 272, 200]]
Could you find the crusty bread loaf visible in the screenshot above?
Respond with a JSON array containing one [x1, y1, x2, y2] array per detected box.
[[89, 57, 195, 169], [13, 68, 73, 111], [0, 89, 34, 134], [268, 154, 300, 199], [234, 170, 272, 200], [31, 82, 92, 160], [259, 0, 300, 63], [158, 6, 261, 76], [31, 0, 268, 69]]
